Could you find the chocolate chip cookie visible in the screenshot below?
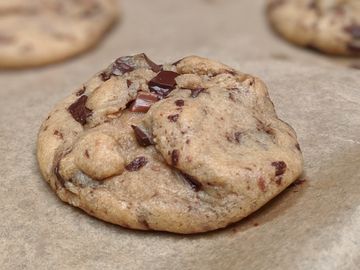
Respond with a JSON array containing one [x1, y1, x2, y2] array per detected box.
[[267, 0, 360, 56], [37, 54, 304, 234], [0, 0, 118, 68]]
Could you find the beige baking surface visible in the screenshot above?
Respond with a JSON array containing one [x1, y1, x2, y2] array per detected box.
[[1, 0, 359, 269]]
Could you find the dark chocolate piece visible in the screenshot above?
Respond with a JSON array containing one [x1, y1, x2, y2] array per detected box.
[[129, 91, 159, 113], [141, 53, 162, 72], [131, 125, 153, 147], [100, 71, 111, 81], [125, 156, 148, 171], [148, 71, 180, 98], [181, 172, 202, 192], [171, 150, 180, 166], [271, 161, 287, 176], [112, 57, 135, 75], [67, 95, 92, 125], [175, 99, 185, 107], [168, 114, 179, 122]]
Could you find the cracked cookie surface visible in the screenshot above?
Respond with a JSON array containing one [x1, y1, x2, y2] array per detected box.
[[267, 0, 360, 56], [37, 54, 303, 234], [0, 0, 118, 68]]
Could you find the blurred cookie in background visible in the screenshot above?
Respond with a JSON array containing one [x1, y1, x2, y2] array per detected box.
[[0, 0, 119, 68], [266, 0, 360, 56]]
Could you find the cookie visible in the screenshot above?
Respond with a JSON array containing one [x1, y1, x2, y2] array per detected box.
[[267, 0, 360, 56], [0, 0, 118, 68], [37, 54, 304, 234]]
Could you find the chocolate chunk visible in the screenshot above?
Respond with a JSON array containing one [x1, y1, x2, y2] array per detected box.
[[148, 71, 180, 98], [271, 161, 287, 176], [171, 150, 180, 166], [67, 95, 92, 125], [344, 24, 360, 39], [112, 57, 135, 75], [54, 162, 65, 188], [131, 125, 153, 147], [129, 91, 159, 113], [190, 88, 205, 98], [181, 172, 202, 192], [125, 156, 148, 171], [168, 114, 179, 122], [53, 130, 63, 139], [76, 86, 86, 96], [141, 53, 162, 72], [100, 71, 111, 81], [175, 99, 184, 107]]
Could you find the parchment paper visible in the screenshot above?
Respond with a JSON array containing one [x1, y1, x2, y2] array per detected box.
[[1, 0, 359, 269]]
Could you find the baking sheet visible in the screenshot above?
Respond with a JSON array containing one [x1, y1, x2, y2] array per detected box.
[[1, 0, 359, 269]]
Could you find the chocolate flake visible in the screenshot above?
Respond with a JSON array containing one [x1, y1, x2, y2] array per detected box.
[[112, 57, 135, 75], [67, 95, 92, 125], [129, 91, 159, 113], [100, 71, 111, 81], [131, 125, 153, 147], [190, 88, 205, 98], [141, 53, 162, 72], [271, 161, 287, 176], [125, 156, 148, 171], [53, 130, 63, 139], [171, 150, 180, 166], [148, 71, 180, 98], [168, 114, 179, 122], [181, 172, 202, 192], [175, 99, 185, 107]]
